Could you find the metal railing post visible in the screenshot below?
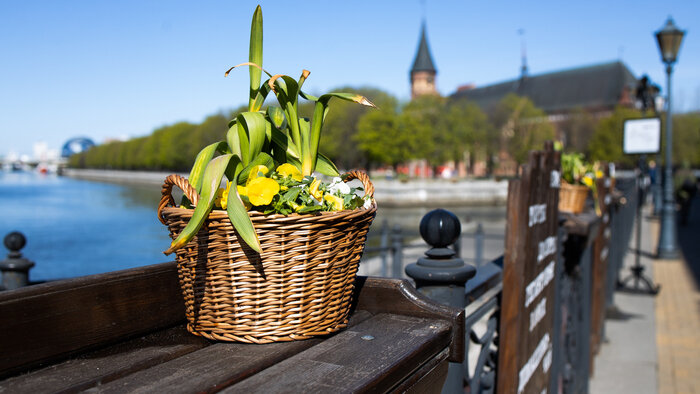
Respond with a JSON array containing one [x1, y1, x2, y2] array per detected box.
[[379, 220, 389, 277], [391, 225, 403, 278], [475, 223, 484, 267], [405, 209, 476, 394], [1, 232, 35, 291]]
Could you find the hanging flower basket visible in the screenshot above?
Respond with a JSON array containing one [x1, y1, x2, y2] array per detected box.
[[559, 182, 589, 214], [158, 171, 376, 343]]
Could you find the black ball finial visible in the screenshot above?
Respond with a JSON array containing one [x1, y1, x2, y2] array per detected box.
[[4, 231, 27, 252], [419, 209, 461, 248]]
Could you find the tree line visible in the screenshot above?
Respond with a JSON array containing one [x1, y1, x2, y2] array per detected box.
[[68, 87, 700, 174]]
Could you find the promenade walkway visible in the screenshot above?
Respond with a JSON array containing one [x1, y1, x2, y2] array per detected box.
[[591, 196, 700, 394]]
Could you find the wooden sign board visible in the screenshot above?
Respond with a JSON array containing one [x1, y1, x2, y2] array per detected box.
[[498, 142, 561, 394]]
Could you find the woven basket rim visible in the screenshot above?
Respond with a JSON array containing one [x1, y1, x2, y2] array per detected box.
[[161, 202, 377, 220]]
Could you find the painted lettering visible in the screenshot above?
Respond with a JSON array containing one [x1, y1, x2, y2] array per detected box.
[[525, 261, 555, 307], [529, 297, 547, 332], [518, 333, 551, 393], [550, 170, 561, 188], [537, 236, 557, 263], [529, 204, 547, 227]]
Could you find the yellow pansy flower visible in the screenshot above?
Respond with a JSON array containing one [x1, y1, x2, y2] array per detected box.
[[246, 165, 269, 185], [582, 176, 594, 187], [324, 194, 344, 211], [214, 181, 233, 209], [276, 163, 303, 181], [309, 178, 323, 200], [237, 185, 248, 196], [595, 170, 604, 179], [246, 177, 280, 206]]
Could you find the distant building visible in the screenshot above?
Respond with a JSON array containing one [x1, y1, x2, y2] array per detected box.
[[408, 22, 653, 176], [410, 23, 438, 99], [451, 61, 639, 121]]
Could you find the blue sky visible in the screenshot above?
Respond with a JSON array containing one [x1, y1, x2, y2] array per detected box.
[[2, 0, 699, 157]]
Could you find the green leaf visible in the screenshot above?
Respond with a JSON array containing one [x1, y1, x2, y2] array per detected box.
[[299, 118, 312, 175], [267, 106, 287, 130], [236, 112, 267, 166], [250, 78, 272, 112], [248, 5, 263, 111], [270, 126, 300, 159], [315, 152, 340, 177], [307, 93, 376, 174], [188, 141, 228, 194], [166, 154, 236, 254], [227, 177, 262, 253]]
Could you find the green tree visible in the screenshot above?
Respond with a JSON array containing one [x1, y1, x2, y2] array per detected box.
[[355, 107, 425, 170], [444, 99, 492, 172], [673, 112, 700, 166], [400, 95, 444, 171], [319, 87, 397, 170], [492, 94, 555, 165], [588, 106, 643, 166]]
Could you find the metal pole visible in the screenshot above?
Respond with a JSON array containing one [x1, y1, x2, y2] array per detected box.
[[380, 220, 389, 277], [391, 225, 403, 278], [657, 64, 679, 259], [475, 223, 484, 266]]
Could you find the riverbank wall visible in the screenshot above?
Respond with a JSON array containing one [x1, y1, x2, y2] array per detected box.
[[62, 169, 508, 207]]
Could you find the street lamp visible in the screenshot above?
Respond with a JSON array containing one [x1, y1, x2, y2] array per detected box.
[[655, 17, 685, 259]]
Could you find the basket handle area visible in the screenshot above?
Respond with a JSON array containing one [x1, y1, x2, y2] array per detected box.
[[158, 174, 200, 224], [343, 170, 375, 199]]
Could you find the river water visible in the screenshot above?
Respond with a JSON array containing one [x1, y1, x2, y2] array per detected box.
[[0, 171, 506, 282]]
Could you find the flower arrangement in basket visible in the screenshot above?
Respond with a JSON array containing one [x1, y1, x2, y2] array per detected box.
[[157, 5, 377, 343], [559, 153, 604, 215]]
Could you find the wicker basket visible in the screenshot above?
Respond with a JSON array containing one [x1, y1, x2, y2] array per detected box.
[[157, 171, 376, 343], [559, 182, 589, 214]]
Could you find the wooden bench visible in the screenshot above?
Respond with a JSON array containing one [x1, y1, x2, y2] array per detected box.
[[0, 263, 464, 393]]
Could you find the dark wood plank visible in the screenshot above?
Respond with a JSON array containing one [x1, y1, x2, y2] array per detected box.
[[0, 326, 208, 393], [393, 348, 449, 394], [220, 313, 452, 394], [83, 311, 372, 394], [590, 176, 612, 368], [498, 143, 560, 394], [0, 262, 183, 376], [353, 276, 464, 363]]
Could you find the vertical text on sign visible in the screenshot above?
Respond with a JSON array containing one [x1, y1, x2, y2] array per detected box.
[[529, 204, 547, 227], [537, 236, 557, 263], [518, 333, 551, 393], [529, 297, 547, 332], [525, 261, 555, 308]]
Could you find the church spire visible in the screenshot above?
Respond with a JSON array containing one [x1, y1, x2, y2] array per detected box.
[[410, 22, 438, 99]]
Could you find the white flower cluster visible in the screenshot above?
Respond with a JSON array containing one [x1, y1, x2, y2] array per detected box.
[[328, 177, 351, 195]]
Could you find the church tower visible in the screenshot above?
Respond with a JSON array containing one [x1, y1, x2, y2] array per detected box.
[[410, 23, 438, 99]]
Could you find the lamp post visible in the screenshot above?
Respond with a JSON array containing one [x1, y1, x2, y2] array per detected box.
[[655, 17, 685, 259]]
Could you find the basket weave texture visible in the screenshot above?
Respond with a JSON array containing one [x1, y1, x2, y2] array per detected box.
[[158, 171, 376, 343], [559, 182, 589, 214]]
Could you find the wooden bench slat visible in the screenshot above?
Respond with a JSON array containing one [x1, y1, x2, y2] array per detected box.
[[0, 262, 183, 377], [221, 313, 451, 394], [0, 326, 208, 393], [83, 310, 373, 394]]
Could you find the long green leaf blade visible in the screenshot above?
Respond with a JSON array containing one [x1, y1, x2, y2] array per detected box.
[[315, 152, 340, 177], [299, 118, 312, 175], [188, 141, 227, 194], [248, 5, 263, 110], [237, 112, 267, 164], [165, 154, 234, 254]]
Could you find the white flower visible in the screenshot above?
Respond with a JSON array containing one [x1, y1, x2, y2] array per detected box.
[[363, 196, 373, 209], [329, 179, 350, 195]]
